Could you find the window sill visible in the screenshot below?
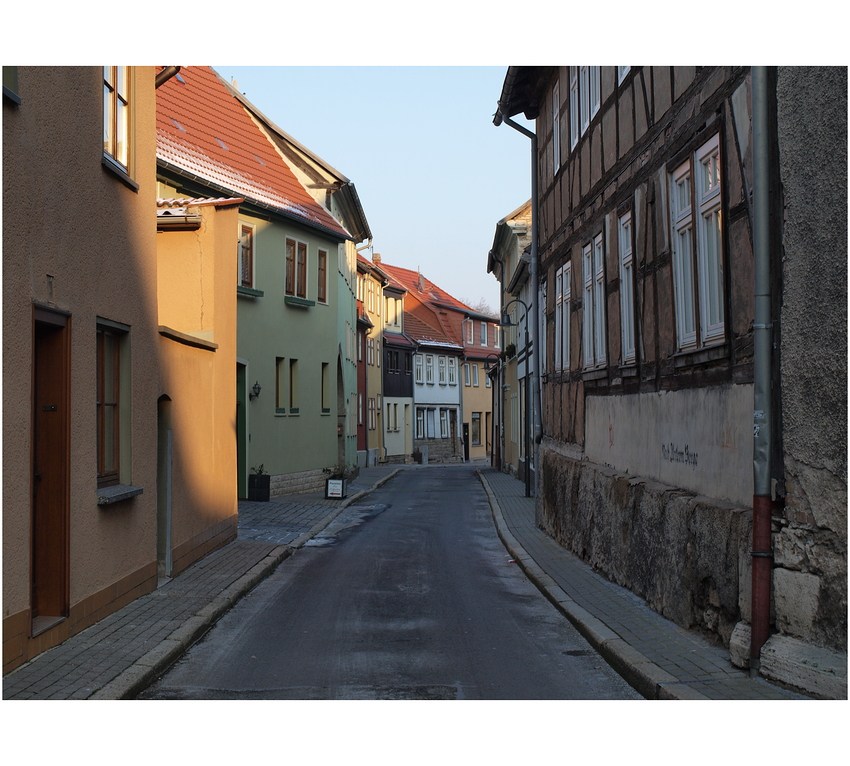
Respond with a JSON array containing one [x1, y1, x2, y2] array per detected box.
[[673, 342, 729, 369], [237, 285, 264, 298], [98, 484, 144, 505], [275, 408, 287, 416], [619, 364, 638, 377], [289, 408, 300, 415], [284, 296, 315, 308], [581, 367, 608, 382], [321, 408, 331, 415], [101, 153, 139, 192]]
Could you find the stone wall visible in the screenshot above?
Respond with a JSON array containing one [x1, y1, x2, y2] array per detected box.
[[414, 437, 462, 463], [271, 469, 327, 497], [538, 442, 750, 646]]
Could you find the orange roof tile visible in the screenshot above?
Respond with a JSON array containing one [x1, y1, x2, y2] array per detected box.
[[156, 67, 350, 240]]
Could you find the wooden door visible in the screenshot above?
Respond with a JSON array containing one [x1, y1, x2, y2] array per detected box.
[[32, 310, 70, 628]]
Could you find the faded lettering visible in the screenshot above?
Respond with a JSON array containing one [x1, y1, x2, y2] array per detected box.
[[661, 442, 698, 468]]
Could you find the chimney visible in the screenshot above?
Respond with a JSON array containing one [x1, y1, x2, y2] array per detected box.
[[372, 253, 381, 264]]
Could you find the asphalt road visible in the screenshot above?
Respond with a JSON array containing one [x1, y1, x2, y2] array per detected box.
[[138, 466, 641, 700]]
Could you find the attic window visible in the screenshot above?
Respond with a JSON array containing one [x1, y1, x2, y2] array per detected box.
[[215, 137, 229, 150], [253, 154, 266, 166], [171, 118, 185, 131]]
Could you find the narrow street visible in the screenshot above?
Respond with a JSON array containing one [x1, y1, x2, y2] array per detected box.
[[138, 466, 640, 700]]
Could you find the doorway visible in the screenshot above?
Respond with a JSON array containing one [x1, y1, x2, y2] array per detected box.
[[31, 308, 71, 635]]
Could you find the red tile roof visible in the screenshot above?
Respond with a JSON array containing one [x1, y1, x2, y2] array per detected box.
[[156, 67, 350, 240]]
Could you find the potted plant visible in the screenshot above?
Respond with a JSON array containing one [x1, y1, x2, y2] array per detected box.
[[248, 464, 271, 502]]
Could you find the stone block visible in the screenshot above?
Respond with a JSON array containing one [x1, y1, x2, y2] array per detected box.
[[773, 567, 820, 638], [760, 633, 847, 700], [729, 621, 751, 669]]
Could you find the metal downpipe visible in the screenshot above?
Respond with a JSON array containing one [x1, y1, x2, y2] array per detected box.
[[751, 66, 774, 671]]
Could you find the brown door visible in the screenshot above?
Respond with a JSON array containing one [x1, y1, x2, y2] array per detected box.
[[32, 309, 70, 630]]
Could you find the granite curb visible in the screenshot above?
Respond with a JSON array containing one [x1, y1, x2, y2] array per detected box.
[[476, 468, 708, 701], [91, 467, 404, 700]]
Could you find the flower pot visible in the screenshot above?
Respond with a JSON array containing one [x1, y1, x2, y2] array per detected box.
[[248, 473, 271, 502]]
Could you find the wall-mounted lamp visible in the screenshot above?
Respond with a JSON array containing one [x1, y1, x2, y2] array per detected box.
[[249, 381, 262, 401]]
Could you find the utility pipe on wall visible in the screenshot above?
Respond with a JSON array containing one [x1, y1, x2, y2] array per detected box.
[[750, 66, 774, 672]]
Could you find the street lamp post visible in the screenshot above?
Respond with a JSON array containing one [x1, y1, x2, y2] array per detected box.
[[501, 298, 531, 498], [484, 353, 502, 470]]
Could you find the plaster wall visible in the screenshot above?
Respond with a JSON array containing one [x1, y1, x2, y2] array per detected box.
[[3, 67, 159, 667], [236, 214, 342, 477], [155, 203, 239, 568], [584, 384, 754, 508]]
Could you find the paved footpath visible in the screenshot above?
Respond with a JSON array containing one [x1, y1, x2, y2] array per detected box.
[[4, 463, 812, 700], [3, 465, 405, 700], [477, 468, 811, 700]]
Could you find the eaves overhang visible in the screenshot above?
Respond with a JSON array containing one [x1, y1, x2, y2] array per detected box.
[[494, 66, 557, 123], [507, 250, 531, 296], [156, 157, 352, 242]]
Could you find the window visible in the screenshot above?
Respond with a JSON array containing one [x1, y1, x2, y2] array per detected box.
[[414, 354, 424, 384], [570, 65, 600, 149], [619, 212, 636, 363], [552, 80, 561, 174], [466, 320, 474, 344], [438, 356, 446, 384], [386, 296, 395, 325], [464, 363, 471, 386], [368, 398, 376, 430], [425, 355, 434, 384], [3, 66, 21, 104], [289, 358, 299, 413], [555, 263, 571, 371], [103, 66, 130, 170], [486, 371, 492, 388], [239, 225, 254, 288], [275, 356, 286, 411], [97, 325, 123, 487], [358, 392, 364, 426], [405, 353, 412, 376], [440, 409, 449, 439], [582, 235, 606, 368], [472, 363, 479, 387], [416, 408, 425, 439], [471, 412, 481, 446], [448, 357, 457, 385], [367, 338, 374, 366], [317, 249, 327, 303], [285, 239, 307, 298], [480, 322, 487, 346], [669, 134, 725, 350], [618, 66, 631, 84]]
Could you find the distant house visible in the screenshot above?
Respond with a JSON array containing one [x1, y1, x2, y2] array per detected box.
[[156, 66, 370, 496], [3, 66, 238, 673], [487, 200, 533, 477], [381, 274, 415, 463], [493, 66, 847, 698], [356, 254, 388, 466]]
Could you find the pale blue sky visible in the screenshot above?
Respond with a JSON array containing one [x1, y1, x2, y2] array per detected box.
[[213, 66, 533, 312]]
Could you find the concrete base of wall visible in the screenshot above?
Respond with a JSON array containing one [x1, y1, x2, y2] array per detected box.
[[730, 622, 847, 699]]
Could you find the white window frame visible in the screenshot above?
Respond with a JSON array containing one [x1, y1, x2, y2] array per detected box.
[[552, 80, 561, 174], [618, 66, 631, 84], [480, 322, 487, 346], [463, 362, 471, 386], [571, 65, 601, 149], [472, 363, 479, 387], [466, 320, 474, 344], [416, 407, 424, 439], [570, 67, 580, 150], [425, 354, 434, 384], [695, 135, 725, 344], [582, 235, 606, 368], [555, 263, 571, 371], [414, 354, 424, 384], [669, 134, 725, 350], [619, 211, 636, 364], [438, 355, 446, 385], [439, 408, 449, 439], [448, 357, 457, 385]]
